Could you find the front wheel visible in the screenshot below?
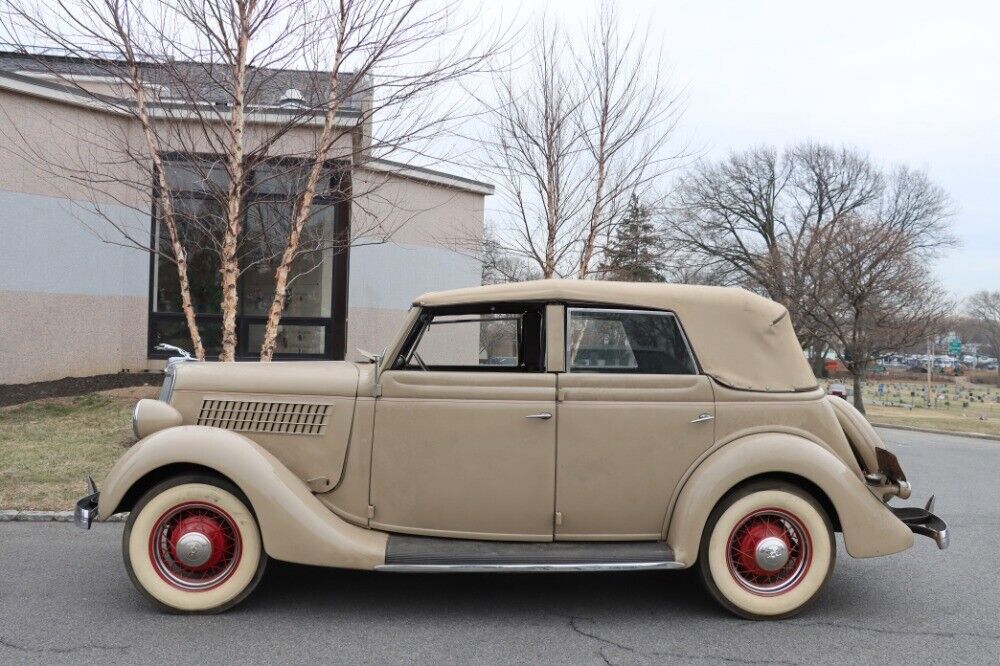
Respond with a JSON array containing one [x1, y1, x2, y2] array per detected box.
[[123, 474, 267, 613], [698, 481, 835, 620]]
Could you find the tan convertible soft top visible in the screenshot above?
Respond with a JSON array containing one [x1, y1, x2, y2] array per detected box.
[[414, 280, 818, 393]]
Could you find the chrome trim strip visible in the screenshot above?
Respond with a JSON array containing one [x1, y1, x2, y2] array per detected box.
[[374, 561, 685, 573]]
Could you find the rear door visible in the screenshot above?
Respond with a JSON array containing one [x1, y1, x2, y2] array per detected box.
[[554, 307, 716, 540]]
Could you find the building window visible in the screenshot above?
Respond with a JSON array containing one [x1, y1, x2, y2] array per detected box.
[[148, 157, 350, 360]]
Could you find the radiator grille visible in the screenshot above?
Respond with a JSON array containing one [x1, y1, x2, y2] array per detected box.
[[197, 399, 332, 435]]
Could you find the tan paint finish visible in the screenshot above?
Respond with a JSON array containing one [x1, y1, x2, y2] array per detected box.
[[369, 370, 557, 540], [170, 361, 360, 489], [414, 280, 818, 393], [666, 432, 913, 563], [545, 304, 566, 372], [132, 399, 183, 438], [826, 395, 880, 473], [110, 282, 927, 571], [99, 426, 388, 569], [554, 374, 715, 540]]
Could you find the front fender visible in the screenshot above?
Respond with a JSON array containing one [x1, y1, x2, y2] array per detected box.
[[99, 425, 387, 570], [665, 432, 913, 564]]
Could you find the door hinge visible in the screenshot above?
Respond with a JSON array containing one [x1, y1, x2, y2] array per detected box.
[[367, 505, 376, 519], [554, 511, 563, 526], [373, 383, 382, 398]]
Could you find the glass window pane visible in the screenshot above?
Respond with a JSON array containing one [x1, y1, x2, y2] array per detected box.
[[240, 202, 335, 317], [409, 314, 520, 368], [568, 310, 696, 375], [150, 318, 222, 358], [253, 163, 338, 197], [153, 198, 224, 314], [245, 323, 325, 355], [163, 160, 229, 194]]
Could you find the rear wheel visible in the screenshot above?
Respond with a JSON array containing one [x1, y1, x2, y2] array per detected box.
[[123, 474, 267, 613], [698, 481, 835, 620]]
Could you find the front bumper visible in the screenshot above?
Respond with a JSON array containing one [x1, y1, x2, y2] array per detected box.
[[74, 476, 99, 530], [889, 497, 949, 549]]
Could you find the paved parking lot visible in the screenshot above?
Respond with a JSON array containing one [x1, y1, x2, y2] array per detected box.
[[1, 428, 996, 665]]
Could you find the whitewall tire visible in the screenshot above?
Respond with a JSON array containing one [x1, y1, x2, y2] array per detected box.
[[698, 481, 835, 620], [123, 474, 267, 613]]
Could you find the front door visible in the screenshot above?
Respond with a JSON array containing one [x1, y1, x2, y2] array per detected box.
[[555, 307, 716, 540], [370, 304, 557, 540]]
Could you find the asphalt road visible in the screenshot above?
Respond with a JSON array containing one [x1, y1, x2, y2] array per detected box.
[[1, 428, 997, 665]]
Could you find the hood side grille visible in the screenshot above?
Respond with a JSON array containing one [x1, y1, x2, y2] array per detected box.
[[197, 399, 332, 435]]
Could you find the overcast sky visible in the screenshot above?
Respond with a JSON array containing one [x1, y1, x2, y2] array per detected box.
[[477, 0, 998, 296]]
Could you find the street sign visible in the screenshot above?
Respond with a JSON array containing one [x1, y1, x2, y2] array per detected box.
[[948, 338, 962, 356]]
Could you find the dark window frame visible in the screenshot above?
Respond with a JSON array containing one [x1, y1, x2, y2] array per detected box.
[[391, 302, 547, 372], [146, 154, 351, 361], [564, 305, 700, 375]]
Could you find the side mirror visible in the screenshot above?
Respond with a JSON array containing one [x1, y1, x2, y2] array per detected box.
[[357, 347, 387, 397]]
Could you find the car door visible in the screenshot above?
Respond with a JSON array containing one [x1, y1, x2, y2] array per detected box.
[[369, 303, 557, 540], [554, 307, 716, 540]]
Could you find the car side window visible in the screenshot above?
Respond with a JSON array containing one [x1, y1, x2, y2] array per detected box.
[[397, 305, 545, 372], [566, 308, 696, 375]]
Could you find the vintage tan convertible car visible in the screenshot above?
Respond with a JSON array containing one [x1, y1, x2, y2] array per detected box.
[[76, 281, 947, 619]]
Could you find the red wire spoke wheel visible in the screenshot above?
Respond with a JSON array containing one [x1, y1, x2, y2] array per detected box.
[[124, 475, 267, 613], [699, 481, 835, 620], [725, 508, 812, 595], [148, 502, 243, 591]]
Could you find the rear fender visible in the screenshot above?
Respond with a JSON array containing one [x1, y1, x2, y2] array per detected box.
[[98, 425, 387, 570], [665, 432, 913, 564]]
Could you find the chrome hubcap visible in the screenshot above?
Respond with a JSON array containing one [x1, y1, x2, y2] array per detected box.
[[754, 536, 790, 572], [175, 532, 213, 567]]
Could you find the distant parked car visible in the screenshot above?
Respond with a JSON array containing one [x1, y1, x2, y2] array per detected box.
[[829, 383, 848, 400]]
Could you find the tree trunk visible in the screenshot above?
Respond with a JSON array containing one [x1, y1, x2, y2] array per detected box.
[[218, 7, 251, 362], [852, 373, 865, 414]]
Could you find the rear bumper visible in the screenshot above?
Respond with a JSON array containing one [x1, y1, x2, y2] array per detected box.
[[889, 502, 949, 549]]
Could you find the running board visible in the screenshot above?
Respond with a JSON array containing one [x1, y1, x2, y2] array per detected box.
[[376, 535, 684, 572]]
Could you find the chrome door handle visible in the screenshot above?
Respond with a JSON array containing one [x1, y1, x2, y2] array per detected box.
[[525, 413, 552, 420], [690, 413, 714, 423]]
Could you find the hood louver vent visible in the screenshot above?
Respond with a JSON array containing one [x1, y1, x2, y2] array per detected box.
[[197, 399, 332, 435]]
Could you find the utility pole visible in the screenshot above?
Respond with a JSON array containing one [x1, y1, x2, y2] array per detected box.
[[926, 337, 933, 408]]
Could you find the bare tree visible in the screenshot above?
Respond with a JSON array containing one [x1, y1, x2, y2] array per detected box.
[[2, 0, 504, 361], [967, 291, 1000, 374], [669, 144, 883, 359], [481, 224, 542, 285], [801, 168, 956, 412], [478, 1, 683, 279]]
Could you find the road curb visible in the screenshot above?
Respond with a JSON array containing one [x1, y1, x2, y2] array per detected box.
[[0, 510, 127, 522], [871, 422, 1000, 442]]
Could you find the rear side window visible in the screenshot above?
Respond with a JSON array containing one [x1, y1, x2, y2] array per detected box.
[[567, 308, 696, 375]]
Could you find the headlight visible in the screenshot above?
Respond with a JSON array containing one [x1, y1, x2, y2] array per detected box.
[[132, 399, 183, 439]]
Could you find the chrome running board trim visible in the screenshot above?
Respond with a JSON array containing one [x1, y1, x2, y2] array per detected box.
[[375, 561, 685, 573]]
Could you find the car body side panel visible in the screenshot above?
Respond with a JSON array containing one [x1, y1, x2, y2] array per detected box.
[[665, 432, 914, 564], [316, 395, 376, 527], [167, 361, 361, 491], [98, 426, 388, 569], [554, 373, 715, 540]]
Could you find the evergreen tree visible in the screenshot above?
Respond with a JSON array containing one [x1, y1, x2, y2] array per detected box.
[[599, 194, 667, 282]]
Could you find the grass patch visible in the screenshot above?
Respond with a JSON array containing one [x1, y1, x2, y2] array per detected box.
[[824, 378, 1000, 438], [0, 388, 155, 510]]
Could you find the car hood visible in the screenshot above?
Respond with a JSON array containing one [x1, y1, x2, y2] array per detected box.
[[171, 359, 362, 398]]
